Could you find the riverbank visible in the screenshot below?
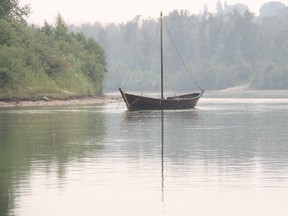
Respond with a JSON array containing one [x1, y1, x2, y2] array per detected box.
[[0, 96, 119, 108]]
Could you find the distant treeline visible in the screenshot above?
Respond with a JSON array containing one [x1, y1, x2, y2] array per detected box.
[[71, 1, 288, 91], [0, 0, 106, 100]]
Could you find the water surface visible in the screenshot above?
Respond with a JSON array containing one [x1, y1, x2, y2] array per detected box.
[[1, 91, 288, 216]]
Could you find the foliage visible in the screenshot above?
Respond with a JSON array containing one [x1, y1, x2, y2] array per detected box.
[[0, 13, 106, 99], [71, 2, 288, 91], [0, 0, 31, 21]]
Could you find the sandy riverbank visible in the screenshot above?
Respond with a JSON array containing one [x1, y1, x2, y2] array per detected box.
[[0, 96, 120, 108]]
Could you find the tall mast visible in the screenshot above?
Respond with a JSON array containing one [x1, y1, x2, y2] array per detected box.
[[160, 12, 164, 100]]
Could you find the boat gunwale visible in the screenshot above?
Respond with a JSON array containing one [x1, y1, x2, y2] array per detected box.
[[121, 90, 204, 101]]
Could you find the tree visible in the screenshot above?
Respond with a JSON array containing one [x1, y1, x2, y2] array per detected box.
[[55, 14, 68, 40], [216, 0, 224, 14], [1, 10, 107, 98], [0, 0, 31, 20], [260, 1, 286, 17], [75, 8, 288, 91], [42, 21, 53, 36]]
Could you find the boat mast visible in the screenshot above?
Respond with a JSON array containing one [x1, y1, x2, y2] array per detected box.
[[160, 12, 164, 100]]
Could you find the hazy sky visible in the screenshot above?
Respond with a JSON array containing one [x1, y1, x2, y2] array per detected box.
[[19, 0, 288, 25]]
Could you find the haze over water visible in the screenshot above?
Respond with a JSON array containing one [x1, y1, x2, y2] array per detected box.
[[1, 91, 288, 216]]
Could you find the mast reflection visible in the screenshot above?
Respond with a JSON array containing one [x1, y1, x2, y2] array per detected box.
[[161, 110, 164, 204]]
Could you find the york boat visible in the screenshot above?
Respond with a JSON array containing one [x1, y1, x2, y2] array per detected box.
[[119, 12, 204, 111]]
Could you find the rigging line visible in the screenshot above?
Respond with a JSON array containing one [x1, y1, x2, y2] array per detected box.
[[144, 23, 159, 75], [163, 19, 203, 91], [145, 25, 158, 75], [140, 22, 159, 93]]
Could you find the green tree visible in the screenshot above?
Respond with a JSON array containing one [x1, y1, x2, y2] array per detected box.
[[1, 11, 107, 99], [55, 14, 68, 40], [75, 7, 288, 91], [42, 21, 53, 36], [0, 18, 19, 45], [0, 0, 31, 20]]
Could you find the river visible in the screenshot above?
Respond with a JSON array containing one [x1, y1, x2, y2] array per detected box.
[[1, 91, 288, 216]]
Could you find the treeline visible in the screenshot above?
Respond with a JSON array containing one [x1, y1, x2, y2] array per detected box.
[[71, 1, 288, 91], [0, 1, 106, 100]]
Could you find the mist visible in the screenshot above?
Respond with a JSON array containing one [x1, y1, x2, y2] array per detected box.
[[70, 1, 288, 92]]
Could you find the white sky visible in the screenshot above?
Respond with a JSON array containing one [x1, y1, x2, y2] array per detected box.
[[19, 0, 288, 25]]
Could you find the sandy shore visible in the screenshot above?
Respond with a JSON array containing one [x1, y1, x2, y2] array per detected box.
[[0, 96, 120, 108]]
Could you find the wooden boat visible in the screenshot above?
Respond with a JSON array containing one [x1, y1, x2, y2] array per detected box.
[[119, 12, 204, 111]]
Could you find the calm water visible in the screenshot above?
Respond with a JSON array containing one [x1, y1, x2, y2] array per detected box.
[[1, 91, 288, 216]]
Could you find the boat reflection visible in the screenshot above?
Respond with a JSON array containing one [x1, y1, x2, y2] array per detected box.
[[124, 110, 199, 207]]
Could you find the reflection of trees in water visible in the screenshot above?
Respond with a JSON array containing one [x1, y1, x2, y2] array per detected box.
[[121, 110, 200, 161], [123, 108, 288, 181], [0, 108, 105, 216], [2, 103, 287, 215], [164, 108, 288, 186], [123, 110, 201, 204]]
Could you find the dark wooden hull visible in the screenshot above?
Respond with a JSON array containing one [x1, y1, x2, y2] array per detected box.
[[119, 88, 204, 111]]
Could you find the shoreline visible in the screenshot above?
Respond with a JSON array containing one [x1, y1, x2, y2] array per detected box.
[[0, 96, 120, 108]]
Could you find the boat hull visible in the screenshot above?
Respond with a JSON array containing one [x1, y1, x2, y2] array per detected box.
[[119, 88, 204, 111]]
